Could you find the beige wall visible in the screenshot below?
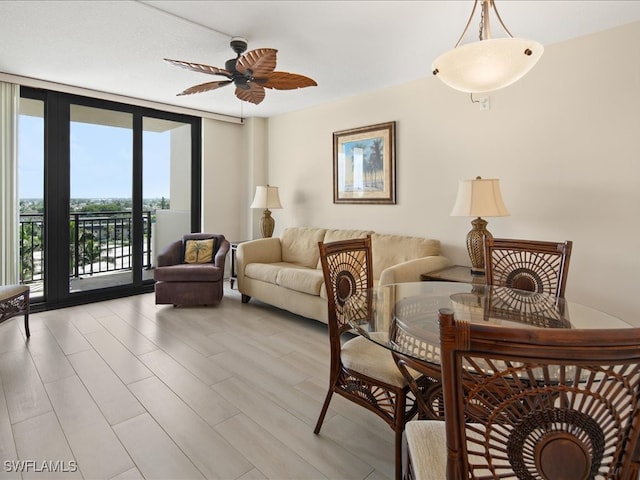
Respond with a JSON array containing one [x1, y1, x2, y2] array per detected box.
[[201, 116, 270, 243], [257, 22, 640, 324], [201, 118, 243, 241]]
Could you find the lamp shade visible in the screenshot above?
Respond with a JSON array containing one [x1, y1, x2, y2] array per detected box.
[[450, 178, 509, 218], [250, 185, 283, 210], [433, 37, 544, 94]]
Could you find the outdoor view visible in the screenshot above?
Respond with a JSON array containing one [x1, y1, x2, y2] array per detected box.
[[17, 98, 184, 299]]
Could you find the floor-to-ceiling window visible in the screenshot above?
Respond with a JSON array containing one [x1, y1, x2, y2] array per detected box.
[[143, 117, 193, 272], [69, 104, 134, 293], [17, 96, 45, 301], [18, 87, 201, 311]]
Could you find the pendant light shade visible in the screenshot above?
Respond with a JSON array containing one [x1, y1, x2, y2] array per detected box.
[[433, 37, 543, 93], [433, 0, 543, 94]]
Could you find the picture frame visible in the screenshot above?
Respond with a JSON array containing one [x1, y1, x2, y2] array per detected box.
[[333, 121, 396, 204]]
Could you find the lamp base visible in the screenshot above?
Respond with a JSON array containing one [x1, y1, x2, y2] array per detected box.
[[260, 209, 275, 238], [466, 217, 493, 275]]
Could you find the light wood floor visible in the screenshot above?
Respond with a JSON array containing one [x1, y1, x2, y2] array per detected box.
[[0, 283, 399, 480]]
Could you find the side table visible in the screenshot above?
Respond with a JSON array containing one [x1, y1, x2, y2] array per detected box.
[[420, 265, 485, 285], [229, 241, 249, 289]]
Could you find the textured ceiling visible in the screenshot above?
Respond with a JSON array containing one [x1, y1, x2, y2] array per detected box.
[[2, 1, 640, 119]]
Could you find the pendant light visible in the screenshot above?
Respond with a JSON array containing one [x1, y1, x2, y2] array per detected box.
[[432, 0, 543, 93]]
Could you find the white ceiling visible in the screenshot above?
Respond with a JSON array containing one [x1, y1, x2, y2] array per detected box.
[[2, 0, 640, 119]]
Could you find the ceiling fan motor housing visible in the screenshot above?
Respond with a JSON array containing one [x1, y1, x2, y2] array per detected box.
[[230, 37, 248, 55]]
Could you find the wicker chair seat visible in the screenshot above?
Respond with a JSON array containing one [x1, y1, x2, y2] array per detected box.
[[342, 335, 420, 387], [405, 420, 446, 480]]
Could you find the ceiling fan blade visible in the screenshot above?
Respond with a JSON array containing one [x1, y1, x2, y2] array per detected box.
[[236, 49, 277, 77], [259, 71, 318, 90], [235, 83, 266, 105], [177, 80, 232, 96], [164, 58, 232, 78]]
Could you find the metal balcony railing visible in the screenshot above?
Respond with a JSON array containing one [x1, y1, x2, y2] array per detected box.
[[19, 211, 153, 284]]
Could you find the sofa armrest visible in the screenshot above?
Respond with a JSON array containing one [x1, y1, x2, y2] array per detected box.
[[379, 256, 451, 286], [157, 240, 183, 267], [236, 237, 283, 289]]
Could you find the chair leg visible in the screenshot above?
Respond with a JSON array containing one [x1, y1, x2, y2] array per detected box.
[[404, 450, 415, 480], [393, 389, 410, 480], [24, 313, 30, 338], [314, 388, 334, 434], [395, 428, 404, 480]]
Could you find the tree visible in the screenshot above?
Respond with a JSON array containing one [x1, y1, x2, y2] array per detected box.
[[369, 138, 384, 189]]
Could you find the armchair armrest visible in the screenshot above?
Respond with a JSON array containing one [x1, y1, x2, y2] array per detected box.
[[157, 240, 183, 267], [379, 256, 451, 286], [236, 237, 283, 289], [214, 239, 230, 269]]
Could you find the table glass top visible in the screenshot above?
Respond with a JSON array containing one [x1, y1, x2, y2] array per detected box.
[[347, 282, 631, 362]]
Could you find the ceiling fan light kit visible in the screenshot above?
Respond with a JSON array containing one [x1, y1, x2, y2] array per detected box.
[[432, 0, 543, 93], [165, 37, 317, 105]]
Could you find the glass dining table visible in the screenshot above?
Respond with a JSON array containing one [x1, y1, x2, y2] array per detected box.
[[345, 281, 633, 418]]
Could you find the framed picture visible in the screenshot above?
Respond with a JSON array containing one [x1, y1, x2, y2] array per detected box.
[[333, 121, 396, 204]]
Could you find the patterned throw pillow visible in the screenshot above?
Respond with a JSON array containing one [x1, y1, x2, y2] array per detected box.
[[184, 239, 215, 264]]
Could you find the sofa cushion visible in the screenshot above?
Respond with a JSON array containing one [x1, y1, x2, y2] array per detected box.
[[280, 227, 327, 268], [316, 229, 375, 269], [371, 233, 441, 279], [245, 262, 291, 284], [276, 267, 325, 296], [154, 263, 222, 282], [323, 228, 374, 243], [184, 238, 216, 264]]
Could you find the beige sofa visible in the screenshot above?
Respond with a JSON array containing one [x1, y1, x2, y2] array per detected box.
[[236, 227, 451, 324]]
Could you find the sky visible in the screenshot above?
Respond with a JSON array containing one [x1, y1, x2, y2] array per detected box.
[[18, 115, 171, 199]]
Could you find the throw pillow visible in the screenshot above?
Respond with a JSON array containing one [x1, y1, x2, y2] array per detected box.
[[184, 239, 216, 264]]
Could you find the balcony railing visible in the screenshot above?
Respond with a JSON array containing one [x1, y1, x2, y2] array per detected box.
[[19, 211, 153, 284]]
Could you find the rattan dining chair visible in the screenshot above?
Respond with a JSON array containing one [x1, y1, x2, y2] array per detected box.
[[484, 238, 572, 298], [404, 308, 640, 480], [314, 236, 423, 480]]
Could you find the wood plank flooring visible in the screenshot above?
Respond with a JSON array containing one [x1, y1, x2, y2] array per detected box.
[[0, 284, 399, 479]]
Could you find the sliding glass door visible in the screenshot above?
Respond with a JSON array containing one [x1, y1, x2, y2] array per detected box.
[[17, 96, 45, 301], [17, 87, 201, 310], [69, 105, 134, 293]]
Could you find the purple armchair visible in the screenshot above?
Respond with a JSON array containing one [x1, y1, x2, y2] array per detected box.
[[154, 233, 230, 306]]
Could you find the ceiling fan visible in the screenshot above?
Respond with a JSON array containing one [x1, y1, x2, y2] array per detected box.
[[165, 37, 317, 105]]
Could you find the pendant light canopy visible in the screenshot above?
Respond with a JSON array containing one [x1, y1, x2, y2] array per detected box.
[[432, 0, 543, 93]]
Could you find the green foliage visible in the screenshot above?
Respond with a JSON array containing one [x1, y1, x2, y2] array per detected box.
[[19, 219, 43, 282]]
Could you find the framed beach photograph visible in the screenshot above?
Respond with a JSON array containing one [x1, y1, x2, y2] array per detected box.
[[333, 121, 396, 204]]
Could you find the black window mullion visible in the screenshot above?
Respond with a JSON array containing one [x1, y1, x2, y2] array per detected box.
[[44, 91, 70, 302], [191, 118, 202, 233], [132, 112, 143, 284]]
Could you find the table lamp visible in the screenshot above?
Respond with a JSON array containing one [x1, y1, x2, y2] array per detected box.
[[450, 176, 509, 275], [250, 185, 283, 238]]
